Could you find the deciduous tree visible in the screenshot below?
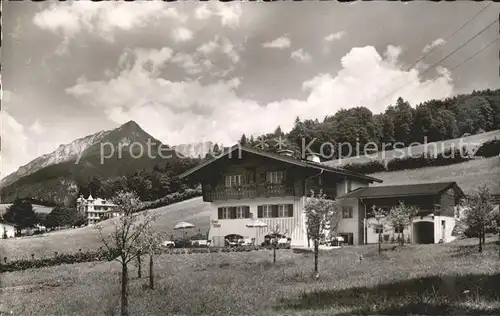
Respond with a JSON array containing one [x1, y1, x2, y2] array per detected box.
[[304, 190, 341, 278], [388, 202, 418, 246], [461, 185, 495, 253], [95, 191, 156, 316], [4, 199, 38, 235], [369, 206, 388, 254]]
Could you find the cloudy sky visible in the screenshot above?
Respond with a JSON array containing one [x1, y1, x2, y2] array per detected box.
[[1, 1, 499, 178]]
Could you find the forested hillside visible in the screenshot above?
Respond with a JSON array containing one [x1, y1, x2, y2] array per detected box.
[[230, 89, 500, 159]]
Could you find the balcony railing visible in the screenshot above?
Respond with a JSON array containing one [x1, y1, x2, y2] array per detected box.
[[204, 183, 294, 201]]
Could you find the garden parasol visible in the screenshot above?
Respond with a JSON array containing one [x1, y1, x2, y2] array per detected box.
[[173, 221, 195, 246], [246, 220, 268, 245]]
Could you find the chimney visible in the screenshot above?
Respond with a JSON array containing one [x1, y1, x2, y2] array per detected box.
[[277, 149, 295, 157], [306, 153, 321, 163]]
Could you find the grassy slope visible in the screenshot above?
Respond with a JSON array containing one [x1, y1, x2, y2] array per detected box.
[[370, 156, 500, 194], [324, 129, 500, 167], [2, 155, 498, 259], [0, 197, 211, 260], [1, 238, 500, 315]]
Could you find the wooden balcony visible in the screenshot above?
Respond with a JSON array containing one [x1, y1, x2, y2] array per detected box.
[[203, 183, 295, 202]]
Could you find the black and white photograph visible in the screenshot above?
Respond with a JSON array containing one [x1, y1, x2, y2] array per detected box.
[[1, 1, 500, 315]]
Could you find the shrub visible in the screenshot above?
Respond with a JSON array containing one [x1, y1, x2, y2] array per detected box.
[[474, 139, 500, 158], [342, 160, 386, 174], [0, 248, 119, 273], [387, 147, 471, 171], [136, 187, 202, 212]]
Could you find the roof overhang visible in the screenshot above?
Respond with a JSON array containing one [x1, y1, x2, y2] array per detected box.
[[178, 144, 383, 183], [341, 181, 466, 201]]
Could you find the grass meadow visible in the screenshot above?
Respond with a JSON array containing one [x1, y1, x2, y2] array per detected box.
[[324, 129, 500, 167], [370, 156, 500, 194], [0, 197, 211, 261], [2, 154, 499, 260], [1, 237, 500, 315]]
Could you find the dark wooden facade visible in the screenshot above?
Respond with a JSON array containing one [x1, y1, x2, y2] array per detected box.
[[191, 151, 341, 202], [363, 191, 457, 217]]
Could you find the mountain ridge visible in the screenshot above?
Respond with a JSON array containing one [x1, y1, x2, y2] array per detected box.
[[0, 120, 155, 188], [0, 120, 187, 204]]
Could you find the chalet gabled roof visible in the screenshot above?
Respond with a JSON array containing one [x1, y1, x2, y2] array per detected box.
[[178, 144, 383, 183], [338, 181, 465, 200]]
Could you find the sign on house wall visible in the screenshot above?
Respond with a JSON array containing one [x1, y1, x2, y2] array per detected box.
[[211, 220, 221, 228]]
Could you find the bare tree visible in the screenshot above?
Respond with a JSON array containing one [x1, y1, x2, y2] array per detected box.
[[461, 185, 495, 253], [138, 224, 163, 290], [304, 190, 341, 279], [388, 201, 418, 246], [95, 191, 156, 316], [369, 205, 388, 254], [267, 224, 288, 264]]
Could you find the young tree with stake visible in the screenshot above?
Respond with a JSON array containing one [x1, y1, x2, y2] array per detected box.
[[95, 191, 156, 316], [369, 205, 388, 254], [388, 201, 418, 246], [138, 224, 162, 290], [267, 224, 288, 264], [304, 190, 341, 279]]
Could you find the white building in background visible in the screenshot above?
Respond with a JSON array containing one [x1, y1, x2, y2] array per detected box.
[[77, 194, 122, 225]]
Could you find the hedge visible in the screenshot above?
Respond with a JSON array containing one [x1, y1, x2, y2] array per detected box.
[[342, 160, 386, 174], [136, 187, 202, 212], [474, 139, 500, 158], [387, 147, 472, 172], [0, 248, 120, 273], [0, 245, 269, 273]]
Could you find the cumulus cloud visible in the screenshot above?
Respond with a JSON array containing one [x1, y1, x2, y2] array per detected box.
[[324, 31, 346, 42], [171, 53, 205, 75], [423, 38, 446, 53], [193, 2, 242, 28], [172, 27, 193, 42], [65, 45, 454, 146], [29, 119, 45, 135], [263, 36, 291, 49], [33, 2, 187, 42], [1, 111, 30, 177], [291, 48, 312, 63], [195, 4, 212, 20]]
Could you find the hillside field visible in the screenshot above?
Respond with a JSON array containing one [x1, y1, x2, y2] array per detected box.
[[1, 237, 500, 315], [324, 130, 500, 167], [1, 153, 499, 260], [370, 156, 500, 194], [0, 197, 211, 260]]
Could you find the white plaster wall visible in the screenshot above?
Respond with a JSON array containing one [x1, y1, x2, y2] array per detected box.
[[209, 196, 307, 247], [433, 215, 456, 243], [337, 198, 360, 245], [365, 218, 412, 244]]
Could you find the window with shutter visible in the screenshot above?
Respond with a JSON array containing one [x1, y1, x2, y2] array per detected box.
[[278, 205, 287, 217], [266, 171, 284, 184], [258, 205, 263, 218], [225, 175, 242, 187], [230, 207, 237, 219], [236, 206, 246, 219], [219, 207, 231, 219], [342, 206, 353, 218], [272, 205, 279, 218], [218, 208, 223, 219], [260, 205, 272, 218], [287, 204, 294, 217], [244, 206, 251, 218]]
